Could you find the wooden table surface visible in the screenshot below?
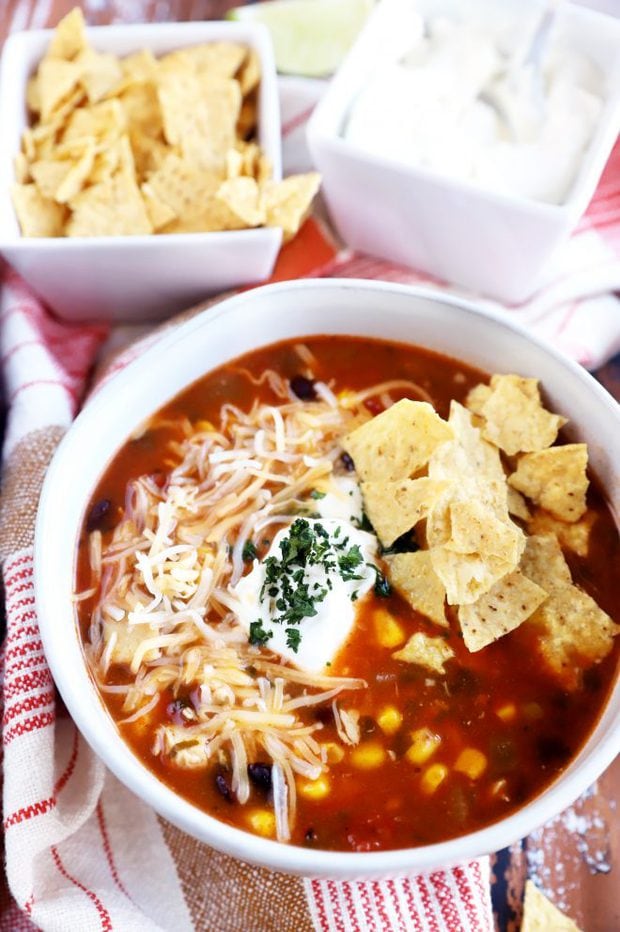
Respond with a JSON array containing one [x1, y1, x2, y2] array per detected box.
[[0, 2, 618, 930]]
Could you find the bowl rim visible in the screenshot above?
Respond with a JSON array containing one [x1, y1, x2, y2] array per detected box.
[[0, 18, 282, 247], [35, 277, 620, 877]]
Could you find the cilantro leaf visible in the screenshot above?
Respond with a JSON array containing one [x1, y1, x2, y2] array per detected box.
[[249, 621, 273, 647], [242, 540, 257, 562]]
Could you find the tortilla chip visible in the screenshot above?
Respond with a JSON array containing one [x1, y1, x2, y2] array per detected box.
[[11, 183, 66, 237], [393, 631, 454, 674], [66, 168, 152, 237], [238, 48, 261, 96], [141, 182, 177, 231], [142, 152, 222, 223], [507, 487, 530, 521], [14, 152, 30, 184], [521, 881, 582, 932], [261, 172, 321, 241], [63, 98, 126, 144], [157, 63, 241, 169], [458, 571, 548, 652], [430, 402, 508, 520], [343, 399, 453, 484], [75, 48, 123, 103], [26, 75, 41, 114], [527, 509, 594, 558], [475, 374, 566, 455], [216, 176, 265, 227], [48, 8, 87, 61], [530, 586, 618, 685], [121, 49, 159, 82], [385, 552, 448, 627], [38, 58, 83, 122], [446, 499, 525, 566], [119, 82, 161, 139], [173, 42, 247, 79], [465, 382, 491, 416], [361, 478, 448, 547], [430, 548, 520, 607], [520, 534, 573, 591], [509, 444, 588, 522]]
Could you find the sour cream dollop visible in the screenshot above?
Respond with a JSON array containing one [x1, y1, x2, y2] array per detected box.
[[343, 15, 604, 205], [229, 512, 378, 674]]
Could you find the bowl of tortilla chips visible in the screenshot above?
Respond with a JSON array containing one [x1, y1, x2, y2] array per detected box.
[[0, 9, 320, 322]]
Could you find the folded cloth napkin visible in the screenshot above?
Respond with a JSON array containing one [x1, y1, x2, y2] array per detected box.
[[1, 78, 618, 932], [0, 265, 494, 932]]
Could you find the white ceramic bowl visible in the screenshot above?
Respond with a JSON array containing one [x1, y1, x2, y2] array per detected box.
[[35, 279, 620, 879], [0, 21, 282, 323], [307, 0, 620, 304]]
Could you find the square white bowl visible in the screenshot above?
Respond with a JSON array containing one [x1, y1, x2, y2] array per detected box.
[[0, 20, 283, 323], [307, 0, 620, 304]]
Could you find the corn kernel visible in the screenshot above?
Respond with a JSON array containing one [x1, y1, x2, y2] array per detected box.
[[495, 703, 516, 722], [523, 702, 543, 720], [420, 763, 449, 794], [246, 808, 276, 837], [373, 609, 406, 648], [298, 775, 331, 800], [195, 419, 214, 432], [351, 742, 386, 770], [454, 748, 487, 780], [376, 706, 403, 736], [405, 728, 441, 766], [322, 742, 345, 764]]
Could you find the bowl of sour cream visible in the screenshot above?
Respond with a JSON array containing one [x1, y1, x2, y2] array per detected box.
[[307, 0, 620, 303]]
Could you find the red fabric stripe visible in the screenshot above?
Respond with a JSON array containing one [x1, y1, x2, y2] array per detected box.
[[6, 622, 38, 641], [3, 669, 53, 700], [428, 868, 464, 930], [415, 875, 442, 932], [3, 710, 55, 747], [309, 881, 331, 932], [369, 881, 393, 930], [96, 800, 133, 902], [54, 726, 79, 795], [4, 577, 34, 598], [3, 689, 55, 725], [51, 847, 113, 932], [4, 796, 56, 830], [3, 642, 44, 664], [325, 881, 346, 931], [4, 654, 48, 677], [452, 862, 488, 931]]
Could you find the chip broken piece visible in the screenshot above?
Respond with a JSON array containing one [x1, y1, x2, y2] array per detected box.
[[509, 444, 588, 522], [384, 552, 448, 628], [458, 571, 548, 652], [361, 477, 448, 547], [470, 374, 567, 455], [393, 631, 454, 674], [342, 399, 453, 484], [521, 880, 582, 932]]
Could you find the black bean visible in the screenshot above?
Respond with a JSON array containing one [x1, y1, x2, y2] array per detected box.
[[537, 736, 571, 767], [359, 715, 376, 736], [248, 762, 272, 791], [290, 375, 317, 400], [86, 498, 112, 532], [215, 770, 234, 803], [340, 452, 355, 472], [304, 828, 317, 844]]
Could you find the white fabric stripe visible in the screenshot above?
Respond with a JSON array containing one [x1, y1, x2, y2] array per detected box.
[[303, 878, 325, 931]]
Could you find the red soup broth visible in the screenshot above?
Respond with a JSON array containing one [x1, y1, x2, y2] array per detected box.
[[75, 336, 620, 852]]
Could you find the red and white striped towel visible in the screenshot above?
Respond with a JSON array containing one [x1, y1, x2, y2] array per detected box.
[[1, 79, 619, 932]]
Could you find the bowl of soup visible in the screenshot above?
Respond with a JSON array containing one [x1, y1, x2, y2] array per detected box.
[[35, 278, 620, 878]]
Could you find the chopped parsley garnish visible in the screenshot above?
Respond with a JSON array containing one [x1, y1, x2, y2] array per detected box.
[[370, 565, 392, 598], [285, 627, 302, 652], [249, 621, 273, 646], [310, 489, 326, 500], [242, 540, 257, 562], [247, 518, 375, 653]]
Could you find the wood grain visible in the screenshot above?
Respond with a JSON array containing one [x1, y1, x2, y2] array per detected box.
[[0, 2, 617, 929]]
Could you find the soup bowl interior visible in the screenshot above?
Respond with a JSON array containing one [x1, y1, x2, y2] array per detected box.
[[35, 278, 620, 879]]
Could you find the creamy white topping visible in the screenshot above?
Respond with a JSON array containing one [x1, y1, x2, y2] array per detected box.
[[229, 516, 378, 673], [343, 14, 604, 205]]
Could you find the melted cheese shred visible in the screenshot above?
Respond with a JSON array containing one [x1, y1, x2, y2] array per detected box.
[[80, 367, 431, 841]]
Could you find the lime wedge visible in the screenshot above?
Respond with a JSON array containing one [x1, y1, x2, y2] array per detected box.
[[228, 0, 374, 77]]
